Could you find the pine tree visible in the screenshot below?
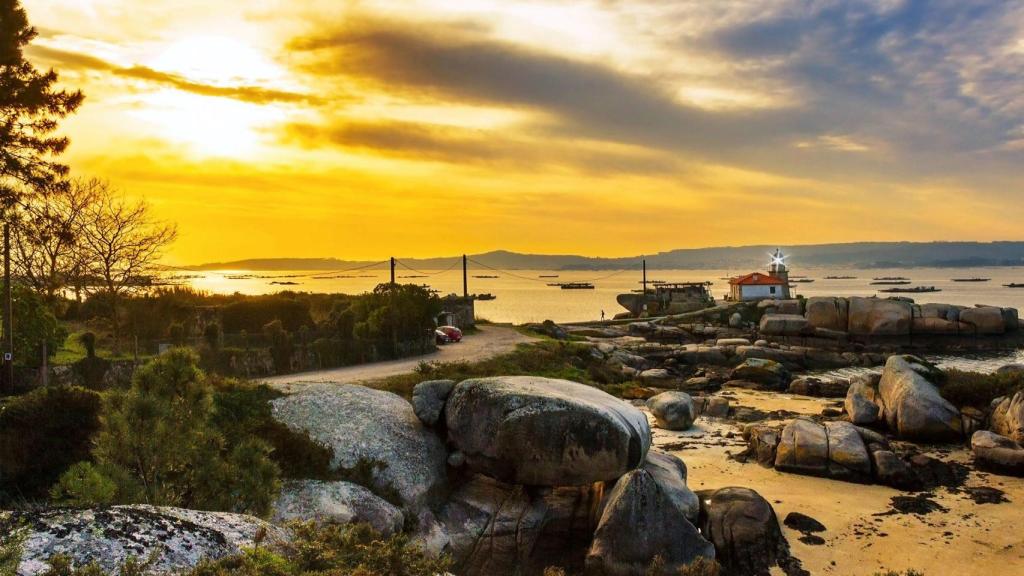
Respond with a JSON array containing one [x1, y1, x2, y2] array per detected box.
[[1, 0, 83, 203]]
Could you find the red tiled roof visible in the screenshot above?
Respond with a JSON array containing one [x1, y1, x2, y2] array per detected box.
[[729, 272, 786, 286]]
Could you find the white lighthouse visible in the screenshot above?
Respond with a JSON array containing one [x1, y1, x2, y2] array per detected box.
[[768, 248, 792, 298]]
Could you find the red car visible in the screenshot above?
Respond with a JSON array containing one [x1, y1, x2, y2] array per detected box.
[[436, 325, 463, 344]]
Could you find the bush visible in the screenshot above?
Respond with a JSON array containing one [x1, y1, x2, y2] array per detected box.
[[52, 350, 280, 516], [3, 284, 67, 367], [0, 386, 102, 502], [938, 369, 1024, 408]]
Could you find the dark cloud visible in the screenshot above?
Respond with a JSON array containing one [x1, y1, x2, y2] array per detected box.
[[26, 44, 319, 105], [283, 118, 681, 176], [291, 21, 808, 159]]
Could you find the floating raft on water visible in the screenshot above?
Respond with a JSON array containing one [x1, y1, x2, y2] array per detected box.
[[870, 280, 912, 285], [559, 282, 595, 290], [951, 278, 991, 282], [879, 286, 941, 293]]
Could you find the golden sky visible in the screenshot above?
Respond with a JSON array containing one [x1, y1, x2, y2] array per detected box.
[[22, 0, 1024, 264]]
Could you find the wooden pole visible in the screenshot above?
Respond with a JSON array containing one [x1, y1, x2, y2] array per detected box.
[[390, 257, 396, 284], [3, 222, 13, 393], [463, 254, 468, 298], [642, 257, 648, 293]]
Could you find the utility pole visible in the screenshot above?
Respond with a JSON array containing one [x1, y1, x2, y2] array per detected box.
[[642, 257, 648, 293], [462, 254, 468, 298], [390, 257, 396, 284], [2, 221, 12, 394]]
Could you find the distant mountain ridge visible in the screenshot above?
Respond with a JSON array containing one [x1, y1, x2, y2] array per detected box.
[[189, 242, 1024, 271]]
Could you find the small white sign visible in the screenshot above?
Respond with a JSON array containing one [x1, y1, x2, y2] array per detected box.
[[3, 352, 11, 362]]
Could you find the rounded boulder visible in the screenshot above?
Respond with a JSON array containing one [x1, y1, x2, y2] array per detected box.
[[445, 376, 651, 486]]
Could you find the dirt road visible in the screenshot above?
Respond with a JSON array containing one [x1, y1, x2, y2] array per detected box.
[[263, 324, 536, 391]]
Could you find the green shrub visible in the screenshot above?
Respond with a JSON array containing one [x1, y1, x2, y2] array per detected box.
[[939, 369, 1024, 408], [52, 350, 280, 516], [0, 386, 102, 501]]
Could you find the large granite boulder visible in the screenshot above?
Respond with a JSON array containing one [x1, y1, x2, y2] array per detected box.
[[440, 475, 546, 575], [759, 314, 809, 336], [824, 421, 872, 480], [845, 374, 881, 425], [696, 487, 791, 576], [586, 469, 714, 575], [877, 355, 962, 441], [742, 424, 782, 467], [271, 480, 403, 535], [440, 475, 602, 575], [643, 449, 699, 522], [730, 358, 791, 391], [991, 391, 1024, 444], [871, 450, 918, 490], [774, 418, 828, 476], [0, 505, 287, 576], [773, 419, 871, 481], [805, 297, 849, 332], [412, 379, 456, 427], [271, 384, 447, 508], [646, 391, 696, 431], [959, 306, 1006, 335], [446, 377, 651, 486], [971, 430, 1024, 476], [848, 297, 912, 336], [788, 376, 849, 398]]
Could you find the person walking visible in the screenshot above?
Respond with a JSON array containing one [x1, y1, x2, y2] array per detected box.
[[601, 309, 606, 321]]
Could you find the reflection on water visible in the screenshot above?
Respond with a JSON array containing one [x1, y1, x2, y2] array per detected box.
[[175, 265, 1024, 325]]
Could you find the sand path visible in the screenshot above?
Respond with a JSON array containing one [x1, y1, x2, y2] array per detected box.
[[262, 324, 536, 392]]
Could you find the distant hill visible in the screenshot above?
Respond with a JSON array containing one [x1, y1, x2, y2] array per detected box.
[[190, 242, 1024, 271]]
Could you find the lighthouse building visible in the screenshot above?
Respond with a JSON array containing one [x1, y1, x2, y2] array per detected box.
[[728, 249, 792, 301]]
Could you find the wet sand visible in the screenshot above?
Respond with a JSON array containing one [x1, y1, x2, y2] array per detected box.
[[649, 389, 1024, 576]]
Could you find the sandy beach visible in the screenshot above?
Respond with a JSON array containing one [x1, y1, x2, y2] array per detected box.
[[651, 389, 1024, 576]]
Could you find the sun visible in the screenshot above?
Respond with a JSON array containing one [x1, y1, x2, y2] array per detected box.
[[127, 35, 295, 158]]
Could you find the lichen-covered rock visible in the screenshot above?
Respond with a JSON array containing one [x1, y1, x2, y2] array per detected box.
[[271, 480, 403, 535], [646, 391, 696, 431], [788, 377, 850, 398], [445, 376, 651, 486], [271, 384, 447, 508], [0, 505, 287, 576], [990, 391, 1024, 444], [586, 470, 713, 575], [696, 487, 792, 576], [642, 449, 699, 522], [743, 424, 782, 467], [971, 430, 1024, 476], [848, 297, 912, 336], [730, 358, 791, 391], [871, 450, 918, 490], [412, 379, 456, 427], [877, 355, 961, 441]]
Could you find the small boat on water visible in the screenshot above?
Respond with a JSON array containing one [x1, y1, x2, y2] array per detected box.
[[825, 275, 857, 279], [474, 293, 496, 300], [952, 278, 991, 282], [879, 286, 941, 293], [539, 274, 559, 278], [560, 282, 595, 290], [873, 276, 909, 281], [1005, 283, 1024, 288], [791, 278, 815, 283], [473, 275, 499, 279], [870, 280, 912, 285]]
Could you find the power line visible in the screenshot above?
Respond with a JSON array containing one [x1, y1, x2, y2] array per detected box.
[[395, 258, 462, 276]]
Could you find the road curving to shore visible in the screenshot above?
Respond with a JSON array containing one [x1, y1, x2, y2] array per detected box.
[[263, 324, 537, 392]]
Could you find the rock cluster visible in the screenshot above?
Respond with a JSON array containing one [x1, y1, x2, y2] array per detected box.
[[796, 297, 1020, 337]]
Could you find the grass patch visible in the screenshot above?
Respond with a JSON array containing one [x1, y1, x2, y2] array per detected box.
[[369, 340, 629, 399], [51, 330, 151, 366], [938, 369, 1024, 409]]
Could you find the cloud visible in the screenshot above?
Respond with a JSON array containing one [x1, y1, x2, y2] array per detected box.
[[27, 44, 320, 105], [282, 117, 682, 176]]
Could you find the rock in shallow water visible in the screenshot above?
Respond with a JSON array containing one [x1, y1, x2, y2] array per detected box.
[[445, 376, 651, 486], [0, 505, 287, 576], [271, 384, 447, 508]]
